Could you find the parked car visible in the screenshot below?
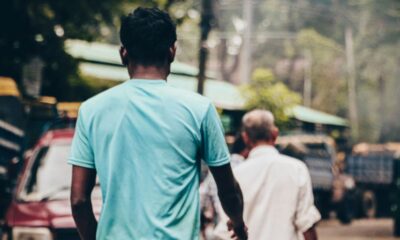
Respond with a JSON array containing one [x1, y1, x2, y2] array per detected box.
[[276, 133, 356, 224], [1, 128, 101, 240]]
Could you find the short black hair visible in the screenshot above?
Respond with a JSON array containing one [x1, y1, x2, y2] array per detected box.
[[120, 7, 177, 66]]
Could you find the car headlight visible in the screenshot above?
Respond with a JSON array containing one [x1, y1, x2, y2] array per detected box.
[[12, 227, 53, 240]]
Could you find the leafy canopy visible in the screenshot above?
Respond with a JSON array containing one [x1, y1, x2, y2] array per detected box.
[[243, 68, 301, 126]]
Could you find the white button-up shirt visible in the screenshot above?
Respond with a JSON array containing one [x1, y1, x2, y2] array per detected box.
[[214, 145, 321, 240]]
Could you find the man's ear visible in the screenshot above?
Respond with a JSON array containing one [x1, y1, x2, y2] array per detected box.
[[120, 46, 129, 66], [168, 42, 177, 63], [271, 127, 279, 144], [241, 132, 251, 148]]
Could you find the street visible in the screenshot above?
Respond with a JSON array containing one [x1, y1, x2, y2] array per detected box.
[[318, 219, 400, 240]]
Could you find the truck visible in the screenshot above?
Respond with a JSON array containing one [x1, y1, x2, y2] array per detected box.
[[346, 143, 400, 220], [276, 133, 356, 224]]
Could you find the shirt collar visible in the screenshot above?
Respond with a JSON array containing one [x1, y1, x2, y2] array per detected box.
[[248, 145, 279, 159], [126, 79, 167, 84]]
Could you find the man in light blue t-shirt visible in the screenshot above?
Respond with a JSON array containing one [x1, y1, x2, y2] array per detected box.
[[69, 7, 247, 240]]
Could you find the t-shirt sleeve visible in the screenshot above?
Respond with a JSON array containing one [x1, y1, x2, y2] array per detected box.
[[68, 108, 95, 169], [200, 103, 230, 167], [294, 164, 321, 232]]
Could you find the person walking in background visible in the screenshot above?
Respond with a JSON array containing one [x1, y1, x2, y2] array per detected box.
[[214, 109, 320, 240], [68, 7, 247, 240], [200, 135, 250, 239]]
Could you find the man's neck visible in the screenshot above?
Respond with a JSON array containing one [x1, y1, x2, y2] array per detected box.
[[250, 141, 275, 151], [128, 64, 169, 80]]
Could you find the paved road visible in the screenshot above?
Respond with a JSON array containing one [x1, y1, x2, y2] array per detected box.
[[318, 219, 400, 240]]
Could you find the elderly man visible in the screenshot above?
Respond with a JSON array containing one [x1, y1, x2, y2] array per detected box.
[[214, 109, 321, 240]]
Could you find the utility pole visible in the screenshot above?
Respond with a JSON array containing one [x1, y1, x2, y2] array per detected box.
[[303, 50, 312, 107], [197, 0, 213, 95], [345, 27, 359, 140], [241, 0, 253, 84], [378, 75, 386, 142]]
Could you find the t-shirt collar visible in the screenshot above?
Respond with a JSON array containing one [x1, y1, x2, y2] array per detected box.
[[127, 79, 167, 84]]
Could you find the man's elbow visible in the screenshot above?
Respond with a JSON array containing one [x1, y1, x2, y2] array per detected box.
[[218, 180, 243, 210], [70, 195, 91, 212], [219, 185, 238, 202], [303, 225, 318, 240]]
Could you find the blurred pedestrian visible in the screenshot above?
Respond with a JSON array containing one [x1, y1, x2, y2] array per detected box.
[[69, 7, 247, 240], [214, 109, 320, 240], [200, 135, 249, 238], [230, 135, 250, 167]]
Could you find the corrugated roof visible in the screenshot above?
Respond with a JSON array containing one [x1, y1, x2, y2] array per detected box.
[[289, 105, 348, 127], [65, 40, 245, 110], [77, 62, 245, 110], [168, 74, 245, 110], [65, 40, 348, 125], [65, 40, 201, 77]]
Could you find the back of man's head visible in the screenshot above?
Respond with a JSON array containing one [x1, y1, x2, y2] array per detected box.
[[120, 7, 177, 67], [242, 110, 277, 143]]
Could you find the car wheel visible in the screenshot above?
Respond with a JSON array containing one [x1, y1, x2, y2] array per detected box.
[[362, 190, 377, 218], [314, 191, 331, 219], [336, 192, 354, 224]]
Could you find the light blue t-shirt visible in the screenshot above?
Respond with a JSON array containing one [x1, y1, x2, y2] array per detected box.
[[68, 79, 230, 240]]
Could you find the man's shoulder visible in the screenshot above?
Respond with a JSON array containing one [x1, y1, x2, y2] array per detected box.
[[236, 152, 308, 173], [79, 83, 125, 114], [278, 154, 311, 186], [164, 85, 214, 118], [165, 84, 211, 105], [278, 154, 308, 170]]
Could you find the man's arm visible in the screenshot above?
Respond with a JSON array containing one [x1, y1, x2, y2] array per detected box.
[[71, 166, 97, 240], [294, 164, 321, 240], [303, 225, 318, 240], [209, 164, 247, 240]]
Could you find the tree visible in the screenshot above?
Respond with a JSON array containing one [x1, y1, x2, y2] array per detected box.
[[0, 0, 119, 99], [243, 68, 301, 127], [0, 0, 185, 100], [295, 29, 347, 115], [220, 0, 400, 142]]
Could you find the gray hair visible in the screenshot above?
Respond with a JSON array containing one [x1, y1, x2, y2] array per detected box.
[[242, 109, 276, 142]]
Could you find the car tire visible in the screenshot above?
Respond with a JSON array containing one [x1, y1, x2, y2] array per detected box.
[[362, 190, 377, 218], [336, 192, 354, 224], [314, 191, 331, 219]]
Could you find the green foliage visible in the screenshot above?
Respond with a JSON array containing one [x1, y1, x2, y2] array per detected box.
[[0, 0, 185, 101], [0, 0, 126, 99], [297, 29, 343, 54], [227, 0, 399, 142], [295, 29, 348, 115], [243, 68, 301, 126]]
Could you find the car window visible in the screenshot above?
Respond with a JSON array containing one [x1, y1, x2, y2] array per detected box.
[[305, 143, 332, 160], [19, 144, 72, 201], [18, 143, 100, 201]]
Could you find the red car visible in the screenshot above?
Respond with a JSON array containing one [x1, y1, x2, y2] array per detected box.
[[1, 128, 101, 240]]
